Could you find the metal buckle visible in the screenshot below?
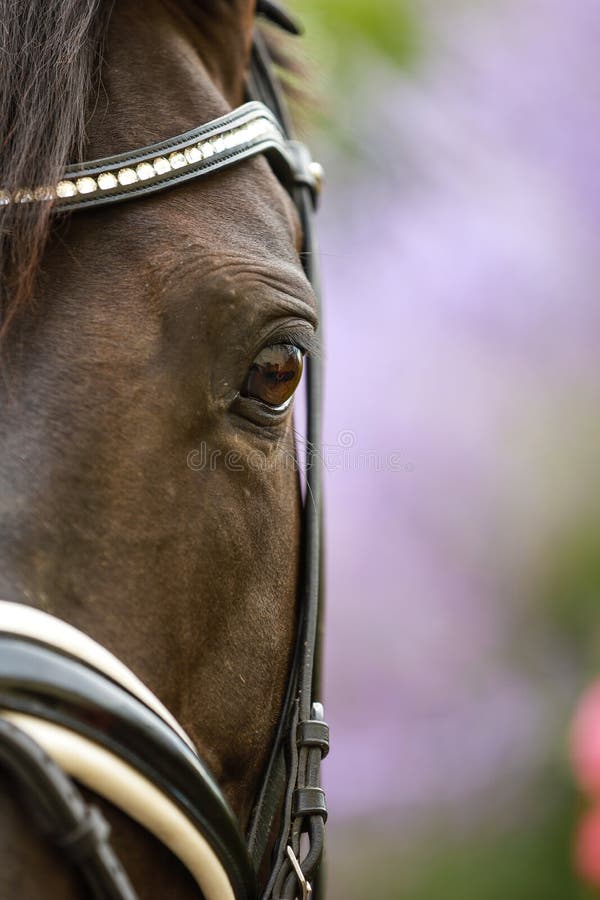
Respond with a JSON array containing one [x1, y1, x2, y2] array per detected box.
[[286, 845, 312, 900], [286, 141, 324, 206]]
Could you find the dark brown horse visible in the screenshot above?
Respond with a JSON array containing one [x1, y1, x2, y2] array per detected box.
[[0, 1, 321, 896]]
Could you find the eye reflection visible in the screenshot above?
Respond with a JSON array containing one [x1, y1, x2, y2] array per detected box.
[[242, 343, 303, 408]]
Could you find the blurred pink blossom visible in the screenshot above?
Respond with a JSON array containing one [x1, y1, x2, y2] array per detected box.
[[574, 806, 600, 887], [571, 683, 600, 796]]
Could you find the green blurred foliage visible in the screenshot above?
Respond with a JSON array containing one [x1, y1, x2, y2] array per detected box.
[[280, 0, 422, 154], [536, 523, 600, 666], [400, 787, 583, 900], [331, 784, 597, 900], [329, 767, 589, 900], [288, 0, 421, 73]]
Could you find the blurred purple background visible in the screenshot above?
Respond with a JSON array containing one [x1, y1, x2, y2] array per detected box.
[[313, 0, 600, 894]]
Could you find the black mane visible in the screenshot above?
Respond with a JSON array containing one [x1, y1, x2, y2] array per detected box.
[[0, 0, 110, 334]]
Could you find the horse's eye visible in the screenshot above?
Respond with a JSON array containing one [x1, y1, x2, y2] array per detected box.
[[242, 343, 303, 408]]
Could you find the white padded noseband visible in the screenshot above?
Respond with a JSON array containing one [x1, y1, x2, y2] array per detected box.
[[0, 601, 239, 900], [0, 601, 195, 750]]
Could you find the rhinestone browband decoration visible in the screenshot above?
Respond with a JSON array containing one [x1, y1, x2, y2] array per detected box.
[[0, 107, 285, 207]]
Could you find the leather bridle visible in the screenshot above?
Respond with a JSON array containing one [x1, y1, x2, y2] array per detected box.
[[0, 3, 328, 899]]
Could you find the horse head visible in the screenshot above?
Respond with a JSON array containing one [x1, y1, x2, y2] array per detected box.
[[0, 1, 325, 897]]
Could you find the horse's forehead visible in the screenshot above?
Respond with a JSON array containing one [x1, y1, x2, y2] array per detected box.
[[98, 157, 305, 296], [86, 0, 245, 159], [157, 164, 300, 263]]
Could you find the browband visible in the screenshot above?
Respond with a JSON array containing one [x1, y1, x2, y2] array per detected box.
[[0, 101, 323, 212]]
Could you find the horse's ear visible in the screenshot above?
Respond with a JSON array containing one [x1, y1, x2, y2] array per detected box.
[[187, 0, 256, 105]]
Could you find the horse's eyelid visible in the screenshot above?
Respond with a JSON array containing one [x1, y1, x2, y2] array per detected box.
[[269, 327, 320, 358]]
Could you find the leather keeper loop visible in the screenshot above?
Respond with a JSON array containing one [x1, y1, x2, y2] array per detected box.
[[297, 720, 330, 757], [292, 787, 328, 822]]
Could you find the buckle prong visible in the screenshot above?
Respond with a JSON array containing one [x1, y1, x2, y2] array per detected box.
[[286, 845, 312, 899]]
